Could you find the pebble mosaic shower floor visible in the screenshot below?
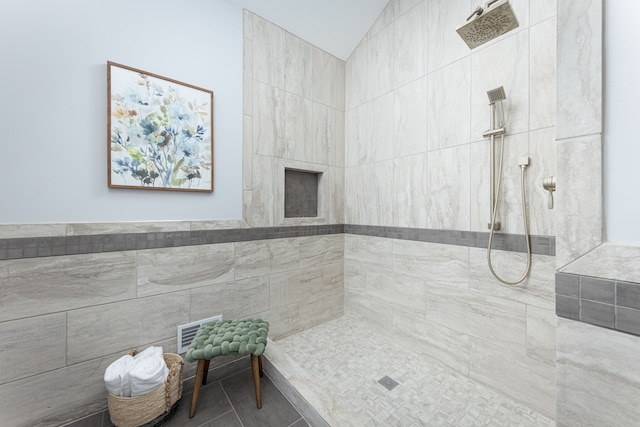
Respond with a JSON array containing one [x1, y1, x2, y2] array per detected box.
[[273, 316, 555, 427]]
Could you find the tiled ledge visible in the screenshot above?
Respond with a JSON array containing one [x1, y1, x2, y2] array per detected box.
[[0, 223, 555, 261], [556, 272, 640, 338]]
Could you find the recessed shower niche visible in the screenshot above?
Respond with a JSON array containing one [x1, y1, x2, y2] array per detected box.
[[284, 169, 320, 218]]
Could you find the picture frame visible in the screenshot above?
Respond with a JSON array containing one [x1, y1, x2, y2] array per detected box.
[[107, 61, 214, 192]]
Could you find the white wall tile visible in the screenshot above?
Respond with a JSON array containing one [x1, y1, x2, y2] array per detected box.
[[469, 337, 555, 418], [269, 237, 300, 274], [557, 318, 640, 426], [322, 166, 345, 223], [312, 47, 338, 108], [393, 76, 428, 158], [283, 92, 312, 162], [255, 303, 301, 340], [253, 81, 285, 157], [344, 165, 368, 224], [530, 17, 557, 131], [190, 276, 269, 321], [367, 24, 394, 100], [0, 253, 136, 322], [392, 240, 469, 288], [427, 58, 471, 151], [393, 308, 470, 375], [235, 240, 271, 280], [557, 0, 602, 139], [425, 283, 527, 353], [469, 139, 491, 232], [66, 292, 190, 364], [393, 2, 426, 88], [345, 234, 394, 268], [556, 134, 602, 266], [269, 266, 323, 308], [531, 0, 556, 26], [345, 104, 367, 167], [469, 248, 556, 311], [299, 235, 344, 269], [426, 0, 470, 73], [137, 244, 235, 297], [252, 15, 285, 89], [469, 132, 529, 234], [366, 266, 426, 315], [393, 153, 428, 228], [345, 291, 393, 335], [528, 127, 557, 236], [367, 160, 394, 226], [0, 354, 120, 426], [310, 102, 333, 165], [344, 260, 367, 294], [0, 313, 66, 384], [427, 144, 470, 230], [345, 40, 367, 110], [366, 92, 394, 163], [243, 37, 253, 116], [251, 155, 280, 226], [243, 114, 253, 190], [526, 305, 556, 366], [470, 30, 530, 140], [285, 32, 312, 98]]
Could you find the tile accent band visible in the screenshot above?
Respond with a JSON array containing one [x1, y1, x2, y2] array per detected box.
[[0, 224, 555, 261], [556, 272, 640, 338]]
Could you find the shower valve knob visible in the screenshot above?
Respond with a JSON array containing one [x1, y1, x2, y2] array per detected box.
[[542, 176, 556, 209]]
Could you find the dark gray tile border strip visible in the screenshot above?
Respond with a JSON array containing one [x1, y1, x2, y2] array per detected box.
[[0, 224, 554, 261], [556, 272, 640, 338], [344, 224, 555, 256]]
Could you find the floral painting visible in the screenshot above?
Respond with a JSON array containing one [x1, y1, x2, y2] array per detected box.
[[107, 61, 214, 192]]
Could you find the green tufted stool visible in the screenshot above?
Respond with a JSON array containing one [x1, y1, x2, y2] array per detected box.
[[185, 318, 269, 418]]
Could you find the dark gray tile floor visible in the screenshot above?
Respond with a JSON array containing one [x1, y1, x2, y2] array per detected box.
[[70, 367, 309, 427], [166, 368, 308, 427]]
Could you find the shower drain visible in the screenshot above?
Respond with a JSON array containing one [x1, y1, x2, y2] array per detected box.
[[377, 375, 400, 391]]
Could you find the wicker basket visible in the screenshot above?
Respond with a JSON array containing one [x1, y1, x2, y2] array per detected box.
[[107, 351, 184, 427]]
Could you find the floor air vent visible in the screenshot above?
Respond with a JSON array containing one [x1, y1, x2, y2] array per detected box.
[[177, 315, 222, 353]]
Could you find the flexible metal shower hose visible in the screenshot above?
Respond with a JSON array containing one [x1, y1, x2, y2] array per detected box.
[[487, 133, 532, 285]]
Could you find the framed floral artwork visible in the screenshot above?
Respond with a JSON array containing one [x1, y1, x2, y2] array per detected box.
[[107, 61, 214, 192]]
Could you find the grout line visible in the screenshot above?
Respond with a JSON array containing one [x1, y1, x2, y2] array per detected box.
[[219, 383, 245, 427]]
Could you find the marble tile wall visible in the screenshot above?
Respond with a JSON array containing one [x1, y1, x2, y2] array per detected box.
[[552, 0, 640, 425], [343, 0, 557, 418], [344, 234, 556, 418], [243, 11, 345, 228], [0, 227, 344, 426], [344, 0, 557, 237]]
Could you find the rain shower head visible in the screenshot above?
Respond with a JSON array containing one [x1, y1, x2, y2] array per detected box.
[[487, 86, 506, 104], [456, 0, 519, 49]]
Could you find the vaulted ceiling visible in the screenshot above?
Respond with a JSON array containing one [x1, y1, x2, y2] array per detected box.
[[224, 0, 390, 61]]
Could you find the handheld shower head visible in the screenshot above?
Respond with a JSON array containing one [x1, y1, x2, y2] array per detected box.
[[457, 0, 519, 49], [487, 86, 506, 105]]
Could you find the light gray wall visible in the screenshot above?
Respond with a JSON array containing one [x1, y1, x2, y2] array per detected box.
[[0, 0, 243, 223], [604, 0, 640, 244]]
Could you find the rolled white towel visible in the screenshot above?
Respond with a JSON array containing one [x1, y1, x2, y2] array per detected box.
[[134, 346, 164, 361], [104, 354, 135, 397], [129, 354, 169, 397]]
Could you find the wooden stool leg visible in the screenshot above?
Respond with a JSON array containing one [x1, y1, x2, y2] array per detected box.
[[202, 359, 211, 385], [189, 359, 207, 418], [258, 354, 264, 377], [251, 354, 262, 409]]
